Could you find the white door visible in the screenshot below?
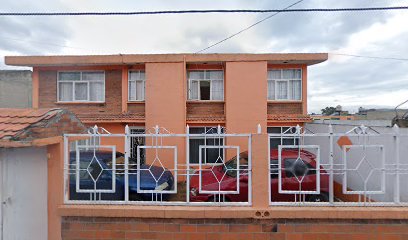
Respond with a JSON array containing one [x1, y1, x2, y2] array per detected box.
[[0, 147, 48, 240]]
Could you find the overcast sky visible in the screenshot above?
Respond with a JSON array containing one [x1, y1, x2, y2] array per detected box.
[[1, 0, 407, 113]]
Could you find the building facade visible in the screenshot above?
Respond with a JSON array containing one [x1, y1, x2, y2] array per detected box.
[[6, 53, 327, 164]]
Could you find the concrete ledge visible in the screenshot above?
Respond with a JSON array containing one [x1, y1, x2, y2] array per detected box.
[[58, 205, 408, 220]]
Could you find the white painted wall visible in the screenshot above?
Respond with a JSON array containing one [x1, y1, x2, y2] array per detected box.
[[305, 123, 408, 202], [0, 147, 48, 240]]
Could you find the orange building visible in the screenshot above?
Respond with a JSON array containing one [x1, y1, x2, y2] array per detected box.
[[6, 53, 327, 153]]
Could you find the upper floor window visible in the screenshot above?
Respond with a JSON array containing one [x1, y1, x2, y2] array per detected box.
[[58, 71, 105, 102], [267, 69, 302, 101], [128, 71, 145, 101], [188, 70, 224, 101]]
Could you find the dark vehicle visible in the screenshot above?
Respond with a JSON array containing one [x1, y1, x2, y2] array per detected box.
[[190, 149, 329, 202], [69, 151, 174, 201]]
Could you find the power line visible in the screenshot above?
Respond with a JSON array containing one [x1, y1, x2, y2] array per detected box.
[[0, 6, 407, 16], [196, 0, 305, 53], [331, 53, 408, 61]]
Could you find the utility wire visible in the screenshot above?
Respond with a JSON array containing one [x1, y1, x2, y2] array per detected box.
[[196, 0, 305, 53], [331, 53, 408, 61], [0, 6, 407, 16]]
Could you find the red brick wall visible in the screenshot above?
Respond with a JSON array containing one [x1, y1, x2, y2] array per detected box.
[[61, 217, 408, 240], [38, 70, 122, 116], [268, 103, 303, 115], [186, 102, 225, 119]]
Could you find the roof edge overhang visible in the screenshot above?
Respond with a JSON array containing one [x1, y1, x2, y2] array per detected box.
[[5, 53, 328, 67]]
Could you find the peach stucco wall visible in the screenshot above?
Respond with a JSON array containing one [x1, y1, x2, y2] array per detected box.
[[145, 62, 186, 169], [225, 61, 268, 134]]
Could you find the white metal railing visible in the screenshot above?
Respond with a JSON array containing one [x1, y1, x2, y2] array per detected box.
[[268, 124, 408, 206], [63, 125, 251, 206], [64, 123, 408, 206]]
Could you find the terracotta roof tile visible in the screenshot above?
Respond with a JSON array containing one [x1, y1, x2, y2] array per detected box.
[[187, 115, 225, 123], [267, 114, 312, 122], [77, 113, 145, 123], [0, 108, 62, 140]]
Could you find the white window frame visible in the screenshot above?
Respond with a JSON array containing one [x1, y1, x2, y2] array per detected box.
[[267, 126, 301, 148], [187, 70, 224, 101], [128, 70, 146, 101], [57, 71, 105, 103], [188, 126, 225, 165], [267, 69, 302, 101]]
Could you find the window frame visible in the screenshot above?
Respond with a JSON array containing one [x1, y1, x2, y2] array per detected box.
[[188, 126, 225, 165], [268, 126, 300, 149], [57, 70, 105, 103], [267, 68, 302, 101], [187, 70, 224, 101], [128, 70, 146, 102]]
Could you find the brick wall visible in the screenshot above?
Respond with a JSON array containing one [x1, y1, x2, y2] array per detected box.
[[268, 103, 303, 115], [38, 70, 122, 116], [61, 217, 408, 240], [186, 102, 225, 119]]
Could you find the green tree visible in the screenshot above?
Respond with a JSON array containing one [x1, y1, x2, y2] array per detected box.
[[321, 107, 336, 116]]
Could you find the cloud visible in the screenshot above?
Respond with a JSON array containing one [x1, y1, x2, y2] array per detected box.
[[0, 0, 71, 56], [1, 0, 407, 113]]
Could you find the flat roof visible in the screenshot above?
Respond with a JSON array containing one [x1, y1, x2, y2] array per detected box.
[[5, 53, 328, 67]]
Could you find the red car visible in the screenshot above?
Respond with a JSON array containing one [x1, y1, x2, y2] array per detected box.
[[189, 149, 329, 202]]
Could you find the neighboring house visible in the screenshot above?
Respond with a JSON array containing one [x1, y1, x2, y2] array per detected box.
[[312, 115, 355, 121], [312, 105, 355, 121], [355, 107, 408, 120], [0, 70, 32, 108], [0, 108, 86, 240], [5, 53, 328, 160]]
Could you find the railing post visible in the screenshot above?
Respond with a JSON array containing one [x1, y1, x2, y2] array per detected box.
[[393, 124, 400, 204], [124, 125, 130, 202], [186, 125, 190, 204], [252, 132, 269, 208], [328, 124, 334, 204]]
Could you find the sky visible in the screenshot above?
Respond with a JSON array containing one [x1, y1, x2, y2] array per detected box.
[[0, 0, 407, 114]]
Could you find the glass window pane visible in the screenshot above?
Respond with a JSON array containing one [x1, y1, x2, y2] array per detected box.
[[89, 82, 104, 101], [189, 71, 204, 80], [75, 82, 88, 101], [140, 71, 146, 80], [59, 72, 80, 81], [59, 82, 73, 101], [189, 80, 199, 100], [207, 71, 223, 80], [189, 127, 206, 134], [129, 71, 140, 81], [267, 80, 275, 100], [294, 69, 301, 79], [289, 80, 301, 100], [129, 81, 136, 101], [276, 81, 288, 99], [282, 69, 296, 79], [268, 70, 281, 79], [211, 80, 223, 100], [189, 138, 205, 164], [135, 80, 144, 100], [200, 81, 211, 100], [82, 72, 104, 81]]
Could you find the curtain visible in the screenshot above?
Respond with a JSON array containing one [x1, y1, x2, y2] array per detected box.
[[189, 80, 199, 100], [268, 70, 281, 79], [90, 82, 104, 101], [211, 80, 223, 100], [75, 82, 88, 100], [59, 82, 73, 101], [289, 80, 301, 100], [277, 81, 288, 99], [267, 80, 275, 100], [128, 81, 136, 101], [135, 80, 144, 100]]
